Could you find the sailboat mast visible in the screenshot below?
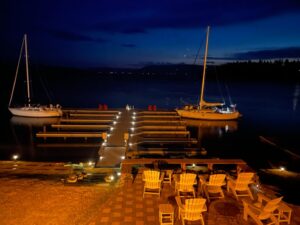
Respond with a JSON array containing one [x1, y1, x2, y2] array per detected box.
[[8, 35, 26, 107], [24, 34, 31, 106], [199, 26, 210, 108]]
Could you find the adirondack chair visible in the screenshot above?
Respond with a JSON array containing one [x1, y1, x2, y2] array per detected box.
[[143, 170, 164, 198], [175, 196, 207, 225], [242, 194, 283, 225], [227, 172, 255, 200], [253, 193, 292, 224], [200, 174, 226, 202], [174, 173, 196, 197]]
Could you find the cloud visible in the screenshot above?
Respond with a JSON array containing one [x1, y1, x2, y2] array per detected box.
[[47, 30, 107, 43], [232, 47, 300, 60], [90, 0, 300, 33]]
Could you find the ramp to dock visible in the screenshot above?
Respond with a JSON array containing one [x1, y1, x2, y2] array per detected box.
[[96, 109, 131, 168]]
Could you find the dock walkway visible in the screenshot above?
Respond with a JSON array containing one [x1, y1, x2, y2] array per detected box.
[[96, 110, 130, 168]]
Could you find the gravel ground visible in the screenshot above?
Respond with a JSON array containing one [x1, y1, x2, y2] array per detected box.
[[0, 177, 116, 225]]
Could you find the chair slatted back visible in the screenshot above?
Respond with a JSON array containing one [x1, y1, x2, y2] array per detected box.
[[179, 173, 196, 191], [208, 174, 226, 186], [184, 198, 206, 221], [235, 172, 254, 190], [258, 196, 283, 220], [144, 170, 161, 189]]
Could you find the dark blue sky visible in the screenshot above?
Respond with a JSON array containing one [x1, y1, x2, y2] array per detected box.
[[2, 0, 300, 67]]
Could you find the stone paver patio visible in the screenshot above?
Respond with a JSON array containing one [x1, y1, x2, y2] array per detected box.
[[90, 170, 300, 225]]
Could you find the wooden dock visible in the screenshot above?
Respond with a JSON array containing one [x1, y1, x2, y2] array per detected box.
[[51, 124, 111, 130], [60, 119, 113, 124], [36, 131, 104, 140]]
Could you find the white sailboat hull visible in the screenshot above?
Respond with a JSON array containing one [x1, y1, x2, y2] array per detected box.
[[9, 107, 62, 118], [176, 109, 240, 120]]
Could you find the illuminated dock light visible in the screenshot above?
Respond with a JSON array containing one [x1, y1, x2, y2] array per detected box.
[[280, 166, 285, 171], [110, 127, 114, 131], [225, 125, 229, 132], [88, 161, 93, 166], [130, 134, 133, 137], [129, 143, 133, 147], [133, 112, 136, 115], [12, 154, 19, 160], [131, 121, 135, 125], [100, 156, 104, 160], [116, 115, 119, 119], [107, 134, 111, 137], [132, 116, 136, 120], [192, 163, 196, 167], [113, 121, 117, 125], [117, 172, 121, 176], [118, 111, 121, 115], [102, 142, 107, 146], [120, 156, 125, 160], [110, 175, 115, 181], [131, 127, 135, 132]]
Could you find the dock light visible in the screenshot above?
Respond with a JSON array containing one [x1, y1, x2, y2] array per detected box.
[[110, 175, 115, 181], [118, 112, 121, 115], [117, 172, 121, 176], [116, 115, 119, 119], [12, 154, 19, 160], [100, 156, 104, 160], [88, 161, 93, 166], [131, 121, 135, 125], [129, 143, 133, 147], [110, 127, 114, 131], [107, 134, 111, 137], [225, 125, 229, 132], [132, 116, 136, 120], [133, 112, 136, 115], [130, 134, 133, 137], [131, 127, 135, 132], [120, 156, 125, 160], [280, 166, 285, 171], [192, 163, 196, 167], [113, 121, 117, 125], [102, 142, 107, 146]]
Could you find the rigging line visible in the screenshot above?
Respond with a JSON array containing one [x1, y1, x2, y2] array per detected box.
[[9, 36, 25, 107], [213, 66, 226, 103], [39, 70, 53, 103], [225, 83, 233, 105], [193, 32, 206, 105]]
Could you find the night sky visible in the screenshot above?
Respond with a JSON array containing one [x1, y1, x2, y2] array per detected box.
[[1, 0, 300, 68]]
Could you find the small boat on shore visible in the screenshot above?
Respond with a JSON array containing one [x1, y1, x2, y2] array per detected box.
[[176, 26, 240, 120]]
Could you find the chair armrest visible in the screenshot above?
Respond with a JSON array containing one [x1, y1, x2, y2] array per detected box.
[[257, 192, 271, 205], [175, 196, 184, 209], [160, 172, 165, 181], [199, 175, 207, 185]]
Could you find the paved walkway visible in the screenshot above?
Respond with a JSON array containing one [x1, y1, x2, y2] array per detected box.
[[89, 170, 300, 225]]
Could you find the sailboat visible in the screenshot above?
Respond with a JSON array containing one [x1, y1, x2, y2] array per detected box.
[[8, 34, 62, 117], [176, 26, 240, 120]]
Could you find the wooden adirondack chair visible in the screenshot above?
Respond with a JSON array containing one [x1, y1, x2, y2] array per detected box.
[[175, 196, 207, 225], [200, 174, 226, 202], [174, 173, 196, 197], [227, 172, 255, 200], [253, 193, 292, 224], [242, 193, 283, 225], [143, 170, 164, 198]]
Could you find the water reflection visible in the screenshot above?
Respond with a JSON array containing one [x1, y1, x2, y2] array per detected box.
[[184, 119, 238, 139], [293, 82, 299, 112]]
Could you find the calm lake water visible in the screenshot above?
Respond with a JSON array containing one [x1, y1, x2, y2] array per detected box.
[[0, 73, 299, 202]]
